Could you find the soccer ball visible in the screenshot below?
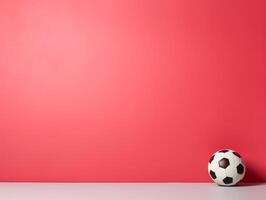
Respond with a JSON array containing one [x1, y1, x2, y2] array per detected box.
[[208, 149, 246, 186]]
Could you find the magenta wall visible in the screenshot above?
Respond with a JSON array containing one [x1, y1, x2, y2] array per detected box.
[[0, 0, 266, 182]]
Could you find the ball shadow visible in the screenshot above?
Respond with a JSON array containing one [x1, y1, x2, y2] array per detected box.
[[236, 164, 266, 187]]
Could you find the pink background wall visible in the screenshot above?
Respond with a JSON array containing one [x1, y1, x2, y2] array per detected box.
[[0, 0, 266, 182]]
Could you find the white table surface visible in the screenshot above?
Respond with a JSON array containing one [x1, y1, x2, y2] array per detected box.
[[0, 183, 265, 200]]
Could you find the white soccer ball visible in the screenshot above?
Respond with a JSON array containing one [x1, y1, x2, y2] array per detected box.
[[208, 149, 246, 186]]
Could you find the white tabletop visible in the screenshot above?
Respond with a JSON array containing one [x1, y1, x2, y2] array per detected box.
[[0, 183, 264, 200]]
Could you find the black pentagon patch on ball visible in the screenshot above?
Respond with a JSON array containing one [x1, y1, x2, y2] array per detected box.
[[223, 177, 233, 184], [237, 164, 244, 174], [209, 155, 215, 163], [219, 149, 229, 153], [233, 152, 241, 158], [219, 158, 230, 169], [209, 170, 217, 179]]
